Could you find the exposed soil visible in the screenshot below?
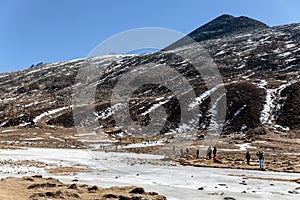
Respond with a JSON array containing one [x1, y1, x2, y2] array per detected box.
[[175, 131, 300, 173], [227, 173, 300, 183], [0, 176, 166, 200], [46, 166, 91, 175]]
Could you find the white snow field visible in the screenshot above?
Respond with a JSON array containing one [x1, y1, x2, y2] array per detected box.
[[0, 148, 299, 200]]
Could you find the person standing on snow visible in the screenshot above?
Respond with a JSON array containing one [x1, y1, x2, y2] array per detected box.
[[246, 150, 251, 165], [173, 145, 176, 156], [180, 148, 184, 158], [213, 146, 217, 157], [206, 146, 212, 159], [256, 151, 264, 170]]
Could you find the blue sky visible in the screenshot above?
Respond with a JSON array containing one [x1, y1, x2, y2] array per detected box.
[[0, 0, 299, 73]]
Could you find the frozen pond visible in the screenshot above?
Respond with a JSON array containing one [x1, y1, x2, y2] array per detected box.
[[0, 148, 299, 200]]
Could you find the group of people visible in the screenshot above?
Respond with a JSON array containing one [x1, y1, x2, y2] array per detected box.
[[176, 146, 220, 162], [206, 146, 265, 170], [176, 147, 189, 158], [246, 150, 265, 170], [206, 146, 221, 163], [175, 145, 265, 170], [176, 145, 221, 163]]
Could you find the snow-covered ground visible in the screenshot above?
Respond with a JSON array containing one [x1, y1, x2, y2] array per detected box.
[[33, 106, 70, 123], [0, 148, 299, 199], [122, 140, 165, 148]]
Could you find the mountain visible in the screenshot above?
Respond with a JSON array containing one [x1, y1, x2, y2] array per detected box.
[[165, 14, 269, 50], [188, 14, 269, 42], [0, 15, 299, 148]]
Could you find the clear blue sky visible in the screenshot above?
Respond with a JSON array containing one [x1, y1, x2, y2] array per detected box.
[[0, 0, 299, 73]]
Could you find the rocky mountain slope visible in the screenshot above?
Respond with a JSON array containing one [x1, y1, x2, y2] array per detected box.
[[0, 15, 299, 145]]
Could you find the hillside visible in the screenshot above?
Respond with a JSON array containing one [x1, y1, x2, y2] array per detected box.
[[0, 15, 299, 153]]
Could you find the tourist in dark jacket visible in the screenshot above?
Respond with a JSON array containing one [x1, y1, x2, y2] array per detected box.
[[256, 151, 264, 170], [246, 150, 251, 165], [213, 147, 217, 157], [180, 148, 184, 158]]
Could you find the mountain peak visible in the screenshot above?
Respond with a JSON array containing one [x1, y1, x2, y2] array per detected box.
[[214, 14, 235, 19], [188, 14, 269, 42], [164, 14, 269, 50]]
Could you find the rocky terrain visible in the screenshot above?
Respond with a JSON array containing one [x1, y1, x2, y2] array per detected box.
[[0, 15, 299, 173], [0, 175, 166, 200]]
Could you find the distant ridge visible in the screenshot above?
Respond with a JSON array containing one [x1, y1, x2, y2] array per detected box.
[[165, 14, 269, 50]]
